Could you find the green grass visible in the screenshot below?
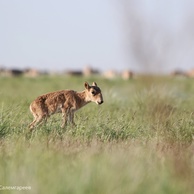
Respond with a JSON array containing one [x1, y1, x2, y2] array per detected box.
[[0, 75, 194, 194]]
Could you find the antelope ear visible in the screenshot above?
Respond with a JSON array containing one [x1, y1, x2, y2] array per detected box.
[[84, 82, 90, 90], [92, 82, 97, 87]]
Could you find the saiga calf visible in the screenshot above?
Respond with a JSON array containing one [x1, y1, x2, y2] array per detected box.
[[29, 82, 103, 131]]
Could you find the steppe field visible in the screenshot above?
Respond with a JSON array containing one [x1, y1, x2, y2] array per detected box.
[[0, 75, 194, 194]]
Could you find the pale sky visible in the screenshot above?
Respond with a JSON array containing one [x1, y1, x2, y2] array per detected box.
[[0, 0, 194, 73]]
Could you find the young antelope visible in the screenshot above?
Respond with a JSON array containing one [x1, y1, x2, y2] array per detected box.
[[29, 82, 103, 131]]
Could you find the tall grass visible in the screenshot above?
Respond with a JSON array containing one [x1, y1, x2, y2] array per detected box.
[[0, 75, 194, 193]]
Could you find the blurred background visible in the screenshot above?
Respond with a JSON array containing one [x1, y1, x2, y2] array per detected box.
[[0, 0, 194, 75]]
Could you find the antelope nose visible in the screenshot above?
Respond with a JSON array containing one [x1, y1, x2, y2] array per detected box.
[[99, 100, 103, 104]]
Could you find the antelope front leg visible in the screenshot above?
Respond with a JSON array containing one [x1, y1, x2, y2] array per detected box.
[[69, 110, 76, 126], [61, 109, 68, 128]]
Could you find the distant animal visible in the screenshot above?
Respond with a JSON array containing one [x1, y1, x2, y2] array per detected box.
[[29, 82, 103, 131], [170, 70, 187, 77]]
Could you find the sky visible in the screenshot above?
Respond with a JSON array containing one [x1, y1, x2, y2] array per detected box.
[[0, 0, 194, 73], [0, 0, 125, 72]]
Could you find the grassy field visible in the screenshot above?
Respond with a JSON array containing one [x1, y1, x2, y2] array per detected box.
[[0, 75, 194, 194]]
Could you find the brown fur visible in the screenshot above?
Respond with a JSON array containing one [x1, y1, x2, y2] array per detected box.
[[29, 82, 103, 130]]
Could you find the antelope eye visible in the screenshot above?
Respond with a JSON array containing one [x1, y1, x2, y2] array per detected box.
[[91, 91, 96, 95]]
